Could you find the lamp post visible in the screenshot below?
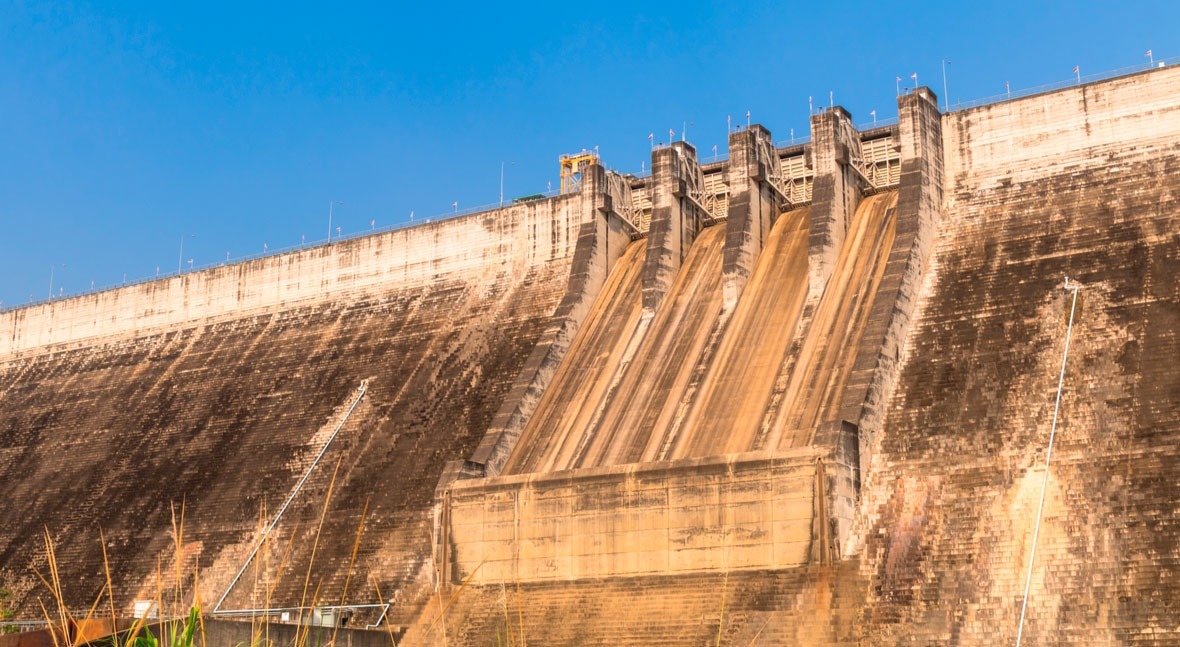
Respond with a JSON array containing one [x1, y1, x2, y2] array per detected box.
[[328, 200, 344, 241], [941, 59, 952, 112], [500, 161, 515, 207], [179, 234, 196, 273], [49, 263, 66, 300]]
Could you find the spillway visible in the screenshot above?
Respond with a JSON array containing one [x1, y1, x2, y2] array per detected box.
[[580, 224, 726, 468], [505, 223, 728, 473], [504, 191, 898, 474], [665, 207, 811, 458], [503, 240, 647, 474], [769, 191, 897, 448]]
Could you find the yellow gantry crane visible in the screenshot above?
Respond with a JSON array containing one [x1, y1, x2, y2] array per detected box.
[[559, 149, 600, 194]]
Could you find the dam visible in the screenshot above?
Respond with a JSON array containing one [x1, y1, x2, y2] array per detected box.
[[2, 62, 1180, 645]]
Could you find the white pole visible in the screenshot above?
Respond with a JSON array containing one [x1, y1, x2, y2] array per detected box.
[[49, 263, 67, 299], [178, 235, 193, 273], [941, 60, 951, 112], [499, 162, 504, 207], [328, 200, 343, 241], [1015, 278, 1081, 647]]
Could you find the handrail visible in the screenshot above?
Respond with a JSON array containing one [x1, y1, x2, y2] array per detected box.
[[774, 135, 812, 148], [0, 602, 392, 628], [948, 56, 1177, 113], [857, 117, 899, 131], [210, 602, 390, 620], [212, 380, 368, 614], [1015, 278, 1081, 646]]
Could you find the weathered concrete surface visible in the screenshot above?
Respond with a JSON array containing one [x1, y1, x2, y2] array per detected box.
[[505, 223, 727, 474], [722, 124, 781, 312], [499, 240, 646, 475], [448, 449, 822, 585], [481, 176, 898, 592], [0, 199, 576, 358], [565, 222, 726, 468], [642, 141, 707, 315], [667, 208, 811, 457], [759, 192, 897, 449], [467, 190, 897, 590], [0, 197, 588, 623], [467, 165, 635, 477], [852, 64, 1180, 645], [502, 190, 897, 477], [401, 564, 868, 647], [808, 106, 862, 301], [834, 87, 943, 498]]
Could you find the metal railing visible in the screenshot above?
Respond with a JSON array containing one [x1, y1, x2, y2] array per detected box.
[[0, 603, 393, 631], [213, 381, 368, 614], [211, 602, 391, 626], [948, 57, 1177, 112], [1, 191, 564, 315], [774, 135, 812, 148], [857, 116, 899, 131]]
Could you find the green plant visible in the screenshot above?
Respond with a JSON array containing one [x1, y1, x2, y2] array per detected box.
[[0, 586, 17, 634], [95, 604, 202, 647]]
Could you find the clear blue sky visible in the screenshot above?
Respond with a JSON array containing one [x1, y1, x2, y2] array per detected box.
[[1, 1, 1175, 308]]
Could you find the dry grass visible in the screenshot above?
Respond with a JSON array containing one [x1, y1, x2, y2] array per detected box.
[[21, 461, 390, 647]]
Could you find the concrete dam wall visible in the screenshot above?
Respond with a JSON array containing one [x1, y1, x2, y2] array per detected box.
[[0, 191, 639, 623], [2, 62, 1179, 646], [416, 66, 1180, 645]]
